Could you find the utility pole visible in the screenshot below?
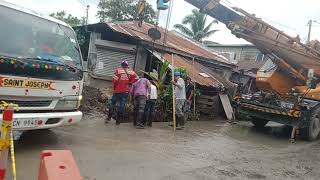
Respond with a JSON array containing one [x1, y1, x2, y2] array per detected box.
[[86, 5, 90, 25], [307, 20, 312, 43]]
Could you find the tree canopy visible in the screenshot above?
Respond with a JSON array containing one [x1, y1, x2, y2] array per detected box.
[[97, 0, 156, 24], [50, 11, 84, 27], [174, 9, 219, 42]]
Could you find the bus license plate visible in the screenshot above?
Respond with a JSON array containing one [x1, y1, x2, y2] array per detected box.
[[13, 119, 37, 128]]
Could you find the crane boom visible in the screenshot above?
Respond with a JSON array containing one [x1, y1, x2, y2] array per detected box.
[[185, 0, 320, 79]]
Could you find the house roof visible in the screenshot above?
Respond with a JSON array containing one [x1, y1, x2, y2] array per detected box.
[[160, 53, 221, 87], [150, 50, 236, 88], [107, 21, 231, 65], [160, 53, 236, 89], [236, 59, 265, 74], [206, 44, 255, 48]]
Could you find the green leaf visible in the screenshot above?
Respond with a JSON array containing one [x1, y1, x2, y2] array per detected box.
[[50, 11, 81, 26], [97, 0, 156, 24], [173, 9, 219, 42], [141, 70, 158, 80], [173, 24, 194, 37]]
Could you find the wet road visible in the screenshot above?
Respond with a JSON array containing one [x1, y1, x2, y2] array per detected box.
[[8, 113, 320, 180]]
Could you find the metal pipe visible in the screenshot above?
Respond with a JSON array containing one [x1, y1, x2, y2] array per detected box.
[[307, 20, 312, 44], [172, 54, 176, 131], [192, 57, 196, 115]]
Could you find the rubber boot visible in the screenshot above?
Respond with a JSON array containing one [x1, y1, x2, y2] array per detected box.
[[147, 112, 154, 127], [168, 115, 178, 127], [133, 111, 137, 126], [135, 112, 145, 129], [142, 113, 147, 127], [176, 116, 184, 130], [106, 109, 113, 123], [116, 112, 122, 125], [179, 116, 185, 129]]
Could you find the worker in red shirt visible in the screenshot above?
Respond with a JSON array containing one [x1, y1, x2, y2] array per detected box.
[[106, 61, 138, 125]]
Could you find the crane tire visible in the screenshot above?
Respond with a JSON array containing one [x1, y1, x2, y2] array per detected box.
[[302, 107, 320, 141], [251, 118, 269, 128]]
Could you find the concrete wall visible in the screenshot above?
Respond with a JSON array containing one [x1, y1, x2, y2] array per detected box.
[[134, 45, 148, 77], [87, 32, 100, 71], [85, 44, 148, 91], [85, 74, 113, 90]]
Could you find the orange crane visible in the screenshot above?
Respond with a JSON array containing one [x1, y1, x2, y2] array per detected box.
[[185, 0, 320, 141]]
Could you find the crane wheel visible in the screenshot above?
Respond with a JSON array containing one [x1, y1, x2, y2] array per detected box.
[[251, 118, 269, 128], [302, 107, 320, 141]]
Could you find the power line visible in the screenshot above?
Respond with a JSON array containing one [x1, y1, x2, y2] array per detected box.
[[221, 0, 298, 33], [163, 0, 175, 44], [313, 20, 320, 25], [221, 0, 236, 8], [265, 17, 297, 32], [220, 0, 319, 42], [297, 25, 307, 32]]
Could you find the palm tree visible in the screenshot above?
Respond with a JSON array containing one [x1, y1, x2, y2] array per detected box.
[[174, 9, 219, 42]]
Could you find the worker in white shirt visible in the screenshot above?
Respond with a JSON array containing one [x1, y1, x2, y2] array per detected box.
[[172, 71, 186, 129], [144, 81, 157, 127]]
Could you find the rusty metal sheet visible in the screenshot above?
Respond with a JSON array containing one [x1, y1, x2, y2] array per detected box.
[[161, 53, 221, 87], [219, 94, 233, 120], [107, 21, 231, 65]]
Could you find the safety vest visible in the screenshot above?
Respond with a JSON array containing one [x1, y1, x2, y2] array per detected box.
[[112, 67, 138, 93]]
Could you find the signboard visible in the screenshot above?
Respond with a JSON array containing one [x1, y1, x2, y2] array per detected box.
[[0, 76, 55, 90]]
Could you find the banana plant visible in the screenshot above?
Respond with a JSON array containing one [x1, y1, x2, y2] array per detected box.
[[141, 60, 170, 91], [141, 60, 171, 121]]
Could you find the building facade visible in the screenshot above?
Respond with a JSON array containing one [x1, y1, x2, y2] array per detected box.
[[206, 44, 264, 64], [75, 22, 236, 90], [206, 44, 266, 93]]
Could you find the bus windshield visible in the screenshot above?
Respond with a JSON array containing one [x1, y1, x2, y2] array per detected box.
[[0, 5, 81, 65]]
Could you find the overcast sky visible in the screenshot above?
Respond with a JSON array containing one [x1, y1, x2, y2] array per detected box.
[[5, 0, 320, 44]]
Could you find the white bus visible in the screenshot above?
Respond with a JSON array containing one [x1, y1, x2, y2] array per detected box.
[[0, 1, 83, 130]]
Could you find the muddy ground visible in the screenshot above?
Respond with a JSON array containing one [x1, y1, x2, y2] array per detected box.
[[80, 86, 109, 113], [7, 111, 320, 180]]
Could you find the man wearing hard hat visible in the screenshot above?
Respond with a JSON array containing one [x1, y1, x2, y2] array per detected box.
[[172, 71, 186, 129], [106, 61, 138, 125]]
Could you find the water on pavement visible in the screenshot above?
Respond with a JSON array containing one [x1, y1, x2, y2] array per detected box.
[[7, 113, 320, 180]]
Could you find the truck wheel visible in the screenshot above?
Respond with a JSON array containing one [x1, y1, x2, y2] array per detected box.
[[302, 107, 320, 141], [251, 118, 269, 128]]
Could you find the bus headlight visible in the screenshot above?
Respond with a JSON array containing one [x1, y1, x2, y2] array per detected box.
[[55, 96, 82, 110]]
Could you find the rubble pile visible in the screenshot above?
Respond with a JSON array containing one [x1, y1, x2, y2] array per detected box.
[[80, 86, 108, 114]]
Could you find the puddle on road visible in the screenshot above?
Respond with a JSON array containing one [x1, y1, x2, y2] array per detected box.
[[220, 121, 297, 147], [9, 118, 320, 180]]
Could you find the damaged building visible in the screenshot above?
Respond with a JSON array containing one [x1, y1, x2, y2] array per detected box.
[[75, 21, 235, 116], [206, 44, 266, 93]]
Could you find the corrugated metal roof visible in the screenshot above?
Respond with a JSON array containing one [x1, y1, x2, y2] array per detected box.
[[107, 21, 231, 65], [236, 59, 265, 72], [161, 53, 221, 87], [206, 44, 255, 48]]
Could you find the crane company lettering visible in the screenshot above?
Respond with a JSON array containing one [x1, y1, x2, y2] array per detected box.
[[0, 77, 54, 90]]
